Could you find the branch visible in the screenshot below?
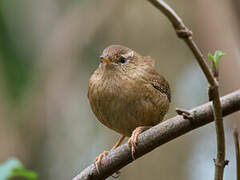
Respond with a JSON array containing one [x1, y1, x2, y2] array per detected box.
[[72, 90, 240, 180], [233, 129, 240, 180], [147, 1, 226, 179], [148, 0, 216, 86]]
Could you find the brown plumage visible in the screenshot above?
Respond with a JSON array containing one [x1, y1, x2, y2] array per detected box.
[[88, 45, 171, 164]]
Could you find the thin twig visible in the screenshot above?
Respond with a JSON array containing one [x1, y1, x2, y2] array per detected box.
[[148, 0, 216, 86], [234, 129, 240, 180], [72, 90, 240, 180], [147, 1, 227, 179], [212, 85, 227, 180]]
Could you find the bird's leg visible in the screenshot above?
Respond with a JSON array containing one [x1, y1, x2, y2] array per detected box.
[[95, 135, 125, 166], [111, 135, 125, 150], [128, 126, 152, 160]]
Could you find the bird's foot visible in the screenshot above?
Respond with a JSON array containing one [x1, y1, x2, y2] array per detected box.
[[128, 126, 151, 160], [94, 136, 125, 175], [95, 150, 109, 167], [128, 132, 138, 160], [95, 151, 109, 174], [95, 151, 121, 177]]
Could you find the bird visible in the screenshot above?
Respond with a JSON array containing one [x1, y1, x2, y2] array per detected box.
[[88, 45, 171, 167]]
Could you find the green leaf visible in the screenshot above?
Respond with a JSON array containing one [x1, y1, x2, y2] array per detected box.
[[10, 169, 38, 180], [208, 53, 214, 61], [0, 157, 23, 180], [0, 157, 38, 180], [208, 50, 226, 68]]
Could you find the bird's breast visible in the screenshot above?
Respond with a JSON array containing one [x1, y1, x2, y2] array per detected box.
[[88, 70, 169, 136]]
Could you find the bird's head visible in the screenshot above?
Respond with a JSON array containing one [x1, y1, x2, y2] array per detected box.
[[99, 45, 142, 72]]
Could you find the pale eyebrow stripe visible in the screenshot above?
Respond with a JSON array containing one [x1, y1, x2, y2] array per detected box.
[[122, 51, 134, 58]]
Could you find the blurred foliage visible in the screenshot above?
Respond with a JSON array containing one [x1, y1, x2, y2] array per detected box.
[[0, 3, 33, 102], [0, 157, 38, 180]]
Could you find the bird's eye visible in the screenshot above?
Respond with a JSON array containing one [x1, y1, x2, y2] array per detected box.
[[120, 57, 126, 63]]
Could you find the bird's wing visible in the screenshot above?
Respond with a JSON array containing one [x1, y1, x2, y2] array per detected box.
[[149, 71, 171, 102]]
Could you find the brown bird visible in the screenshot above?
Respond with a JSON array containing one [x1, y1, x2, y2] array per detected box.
[[88, 45, 171, 166]]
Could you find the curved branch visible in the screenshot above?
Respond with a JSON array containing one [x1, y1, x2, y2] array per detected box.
[[148, 1, 226, 179], [148, 0, 216, 86], [72, 89, 240, 180]]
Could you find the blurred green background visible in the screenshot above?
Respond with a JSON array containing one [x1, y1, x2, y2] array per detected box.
[[0, 0, 240, 179]]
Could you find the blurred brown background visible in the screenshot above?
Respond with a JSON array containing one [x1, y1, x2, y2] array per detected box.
[[0, 0, 239, 179]]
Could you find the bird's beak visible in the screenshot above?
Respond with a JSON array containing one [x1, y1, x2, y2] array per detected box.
[[100, 55, 111, 63]]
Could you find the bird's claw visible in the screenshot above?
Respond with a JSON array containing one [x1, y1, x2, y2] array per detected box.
[[128, 129, 140, 160], [95, 151, 121, 178], [128, 126, 151, 160], [95, 151, 109, 175], [95, 150, 109, 167], [128, 138, 137, 160]]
